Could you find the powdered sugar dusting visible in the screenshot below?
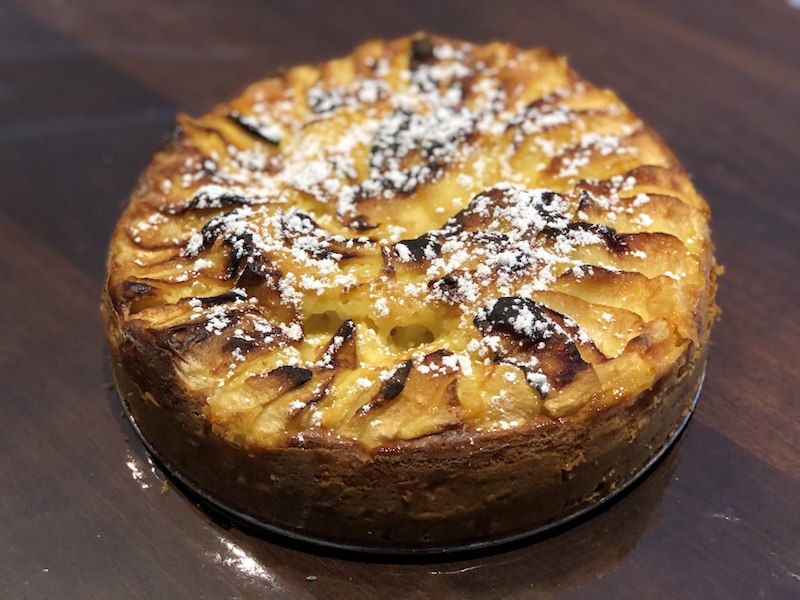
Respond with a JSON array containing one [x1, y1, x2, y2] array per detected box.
[[117, 35, 696, 436]]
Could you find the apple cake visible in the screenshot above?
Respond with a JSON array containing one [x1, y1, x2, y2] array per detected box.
[[103, 33, 719, 550]]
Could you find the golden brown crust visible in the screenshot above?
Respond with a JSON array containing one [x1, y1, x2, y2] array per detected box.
[[103, 33, 718, 546]]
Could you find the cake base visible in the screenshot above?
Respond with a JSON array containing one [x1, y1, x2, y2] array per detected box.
[[114, 363, 704, 555]]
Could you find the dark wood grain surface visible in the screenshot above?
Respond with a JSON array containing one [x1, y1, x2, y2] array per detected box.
[[2, 1, 799, 598]]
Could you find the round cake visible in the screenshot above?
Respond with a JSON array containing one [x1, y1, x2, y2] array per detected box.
[[103, 34, 719, 550]]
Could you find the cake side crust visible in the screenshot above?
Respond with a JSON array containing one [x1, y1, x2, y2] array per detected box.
[[104, 286, 705, 548]]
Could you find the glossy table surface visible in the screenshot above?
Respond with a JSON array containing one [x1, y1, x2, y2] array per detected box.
[[1, 1, 799, 598]]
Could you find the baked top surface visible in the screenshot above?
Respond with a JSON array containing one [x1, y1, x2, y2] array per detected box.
[[106, 34, 715, 450]]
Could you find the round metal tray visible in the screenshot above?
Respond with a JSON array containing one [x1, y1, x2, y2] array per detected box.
[[121, 368, 703, 556]]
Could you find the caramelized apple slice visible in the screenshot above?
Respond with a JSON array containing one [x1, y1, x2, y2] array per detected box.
[[553, 267, 699, 343], [347, 350, 464, 446], [458, 362, 544, 431], [578, 192, 709, 246], [529, 290, 645, 359], [576, 165, 707, 212], [592, 318, 689, 409]]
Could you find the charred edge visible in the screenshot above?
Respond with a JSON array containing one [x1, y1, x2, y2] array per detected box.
[[352, 177, 420, 203], [504, 96, 558, 133], [546, 344, 587, 388], [228, 111, 280, 145], [524, 95, 559, 112], [188, 215, 227, 256], [505, 341, 586, 392], [305, 379, 332, 408], [357, 360, 413, 416], [433, 274, 458, 289], [364, 106, 457, 197], [540, 190, 565, 220], [474, 297, 590, 392], [442, 188, 509, 232], [335, 319, 356, 342], [366, 165, 445, 197], [221, 336, 258, 355], [514, 190, 573, 230], [575, 166, 679, 198], [321, 319, 358, 370], [381, 359, 413, 401], [198, 290, 247, 306], [346, 215, 379, 231], [473, 297, 552, 344], [468, 231, 508, 245], [285, 377, 334, 422], [394, 235, 442, 261], [409, 36, 435, 70], [547, 222, 627, 252], [222, 231, 265, 279], [183, 190, 249, 213], [122, 281, 155, 300], [307, 88, 345, 115], [427, 273, 460, 301], [310, 246, 359, 261], [153, 321, 214, 357], [421, 348, 457, 370], [504, 252, 532, 273], [368, 107, 413, 173], [453, 188, 565, 228], [576, 189, 594, 213], [279, 209, 318, 234], [268, 365, 313, 389], [236, 261, 282, 288], [278, 214, 357, 259]]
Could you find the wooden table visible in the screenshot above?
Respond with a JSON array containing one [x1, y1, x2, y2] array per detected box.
[[2, 1, 799, 597]]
